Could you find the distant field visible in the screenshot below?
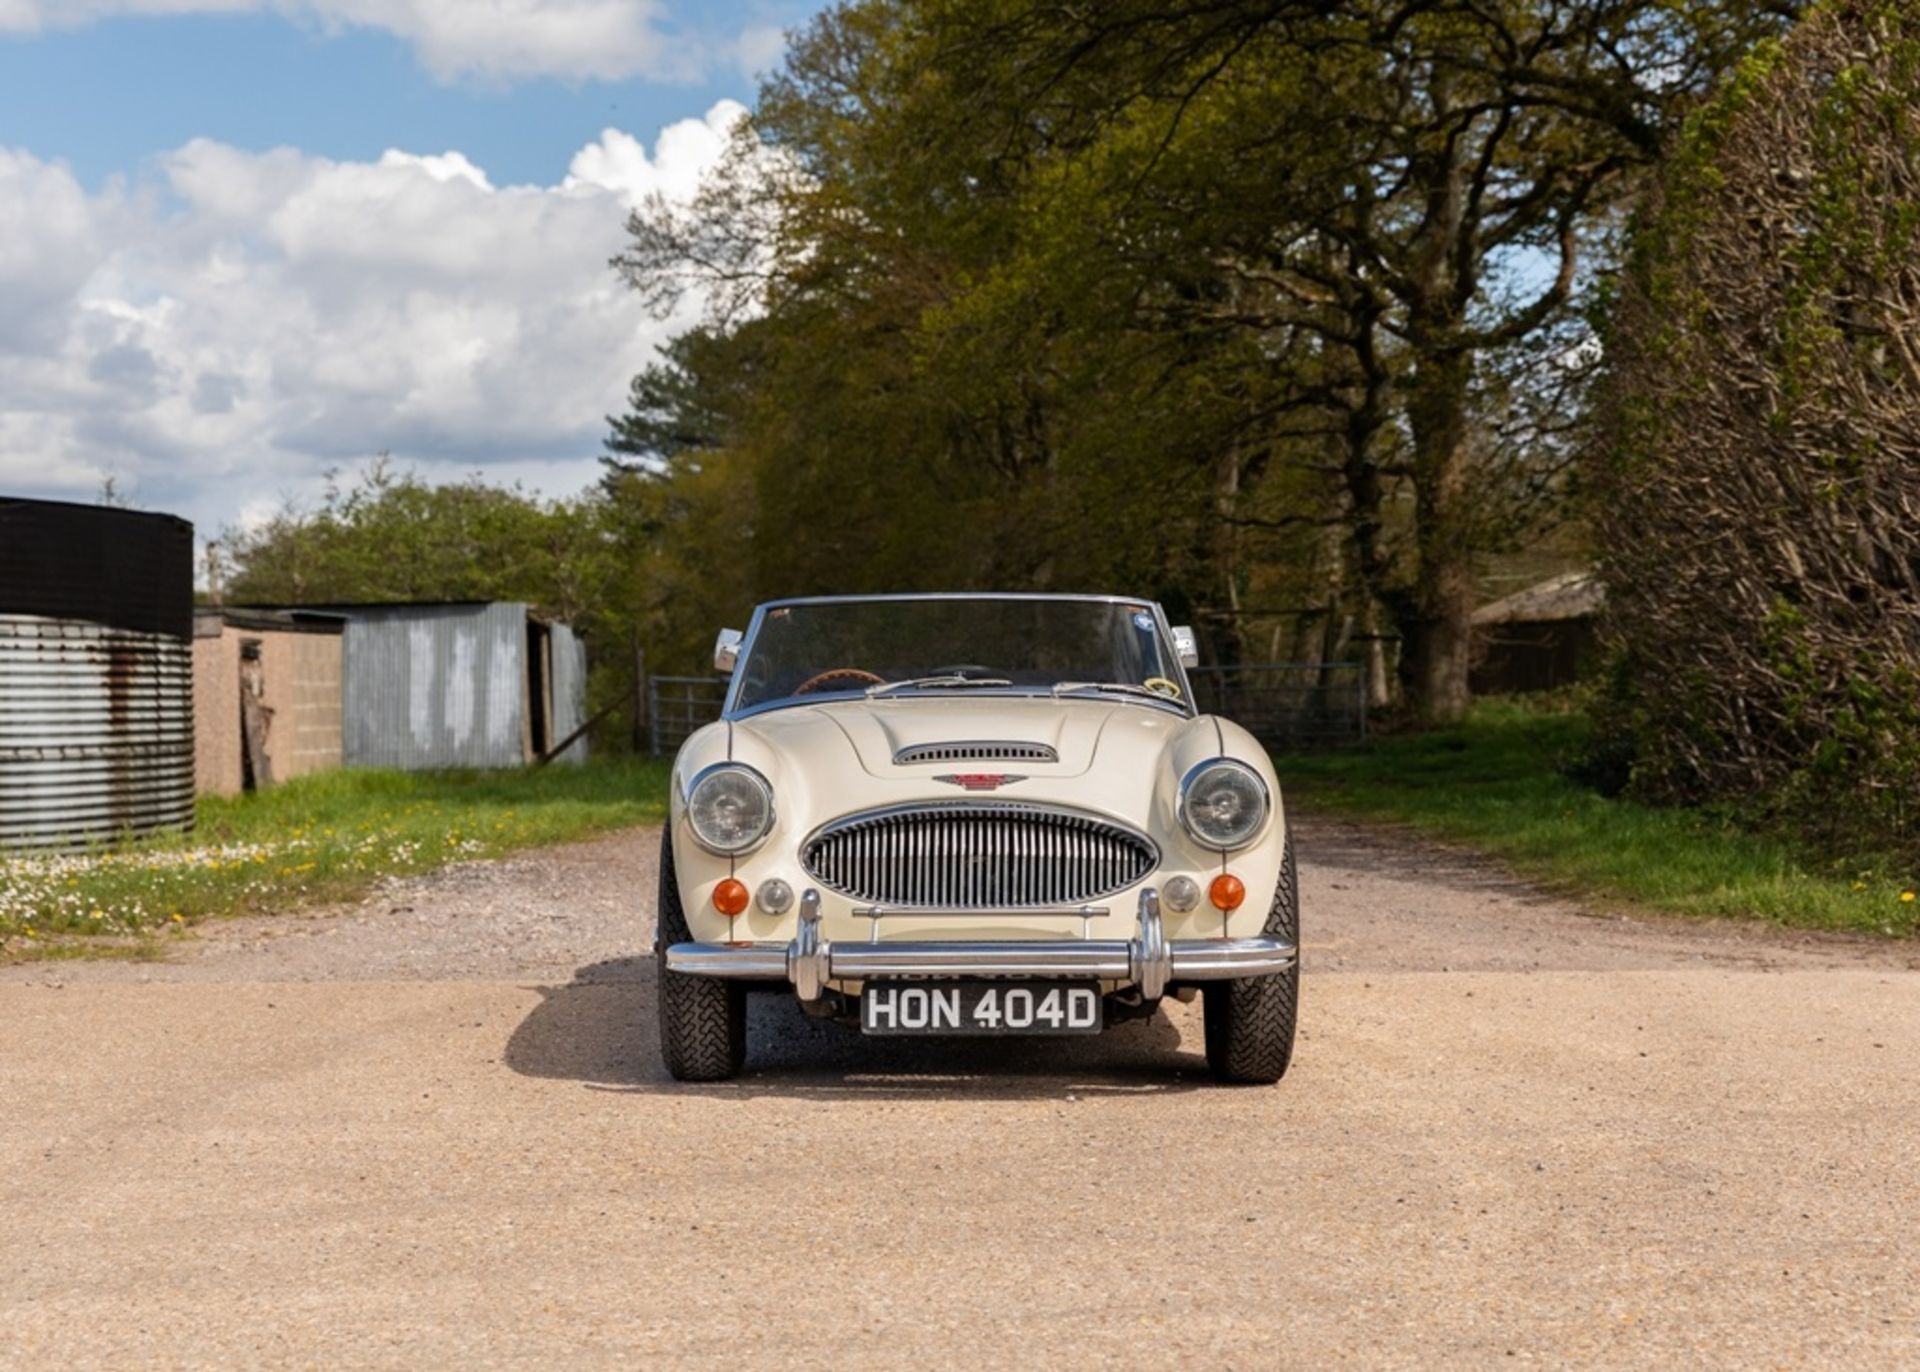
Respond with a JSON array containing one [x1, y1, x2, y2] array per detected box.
[[1276, 700, 1919, 938], [1, 759, 673, 959]]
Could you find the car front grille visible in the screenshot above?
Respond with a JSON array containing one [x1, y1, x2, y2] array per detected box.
[[801, 802, 1156, 909]]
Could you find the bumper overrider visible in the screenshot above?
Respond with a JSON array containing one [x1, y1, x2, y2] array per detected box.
[[663, 887, 1297, 1001]]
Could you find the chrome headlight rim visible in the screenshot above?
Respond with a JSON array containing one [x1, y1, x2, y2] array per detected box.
[[1177, 757, 1271, 852], [683, 761, 776, 857]]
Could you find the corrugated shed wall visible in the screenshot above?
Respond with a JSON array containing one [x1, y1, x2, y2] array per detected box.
[[548, 622, 589, 764], [340, 604, 528, 769]]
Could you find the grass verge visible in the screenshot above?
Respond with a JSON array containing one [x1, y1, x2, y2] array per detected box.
[[1277, 699, 1919, 937], [2, 758, 672, 960]]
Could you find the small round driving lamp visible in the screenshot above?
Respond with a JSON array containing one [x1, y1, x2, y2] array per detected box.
[[756, 878, 794, 915], [685, 763, 774, 856], [1162, 876, 1202, 913], [1178, 759, 1270, 850]]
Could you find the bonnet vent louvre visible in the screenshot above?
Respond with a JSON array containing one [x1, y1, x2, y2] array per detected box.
[[893, 741, 1059, 765]]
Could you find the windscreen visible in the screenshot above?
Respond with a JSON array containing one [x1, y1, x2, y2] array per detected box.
[[731, 598, 1184, 712]]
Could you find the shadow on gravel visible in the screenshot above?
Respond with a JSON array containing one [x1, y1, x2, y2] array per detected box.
[[503, 957, 1209, 1100]]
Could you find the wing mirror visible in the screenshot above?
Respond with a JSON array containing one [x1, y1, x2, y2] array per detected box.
[[713, 627, 744, 675], [1171, 625, 1200, 669]]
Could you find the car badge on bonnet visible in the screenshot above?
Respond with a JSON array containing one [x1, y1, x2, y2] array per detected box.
[[933, 773, 1028, 792]]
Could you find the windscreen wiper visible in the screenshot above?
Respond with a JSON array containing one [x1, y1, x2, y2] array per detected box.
[[1050, 681, 1183, 708], [867, 675, 1014, 697]]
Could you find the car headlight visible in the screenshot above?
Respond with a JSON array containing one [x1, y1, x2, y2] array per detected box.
[[1179, 759, 1269, 850], [685, 763, 774, 855]]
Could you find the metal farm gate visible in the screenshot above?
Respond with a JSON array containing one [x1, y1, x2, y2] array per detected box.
[[1182, 660, 1367, 744], [647, 676, 729, 757], [1186, 663, 1368, 748]]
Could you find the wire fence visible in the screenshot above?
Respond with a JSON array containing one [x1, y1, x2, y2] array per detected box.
[[644, 662, 1368, 756]]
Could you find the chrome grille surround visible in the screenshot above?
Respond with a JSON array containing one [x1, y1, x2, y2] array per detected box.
[[892, 740, 1059, 765], [801, 801, 1158, 909]]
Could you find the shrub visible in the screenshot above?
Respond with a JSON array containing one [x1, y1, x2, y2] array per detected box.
[[1592, 1, 1920, 861]]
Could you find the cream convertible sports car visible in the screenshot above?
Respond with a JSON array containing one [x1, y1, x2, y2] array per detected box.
[[655, 594, 1299, 1084]]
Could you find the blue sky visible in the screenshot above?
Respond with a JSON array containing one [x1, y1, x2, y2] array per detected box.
[[0, 1, 828, 541], [0, 4, 819, 191]]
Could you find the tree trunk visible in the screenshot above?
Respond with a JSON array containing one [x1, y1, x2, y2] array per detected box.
[[1210, 445, 1245, 665], [1402, 348, 1477, 724], [1314, 519, 1345, 688], [1360, 597, 1392, 709], [1329, 288, 1400, 710], [1388, 70, 1481, 726], [1402, 554, 1475, 723]]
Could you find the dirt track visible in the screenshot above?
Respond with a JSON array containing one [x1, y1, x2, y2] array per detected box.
[[3, 816, 1917, 1367]]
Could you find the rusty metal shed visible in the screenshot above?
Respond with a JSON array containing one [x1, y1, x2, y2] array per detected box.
[[258, 602, 588, 771], [0, 497, 196, 848]]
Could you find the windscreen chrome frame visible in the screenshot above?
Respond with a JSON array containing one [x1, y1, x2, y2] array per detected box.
[[721, 593, 1197, 722]]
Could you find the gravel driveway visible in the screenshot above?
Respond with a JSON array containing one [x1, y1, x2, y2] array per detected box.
[[2, 816, 1916, 1367]]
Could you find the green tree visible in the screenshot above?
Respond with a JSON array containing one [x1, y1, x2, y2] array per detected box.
[[223, 458, 614, 625], [611, 0, 1797, 718], [614, 5, 1354, 663], [899, 0, 1800, 718]]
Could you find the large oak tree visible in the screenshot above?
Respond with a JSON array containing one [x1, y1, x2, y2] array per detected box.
[[613, 0, 1800, 718]]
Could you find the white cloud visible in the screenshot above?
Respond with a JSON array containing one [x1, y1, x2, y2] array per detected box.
[[0, 149, 112, 351], [0, 0, 692, 83], [564, 99, 745, 203], [0, 103, 747, 538]]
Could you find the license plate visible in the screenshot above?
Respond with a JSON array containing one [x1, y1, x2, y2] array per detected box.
[[861, 981, 1103, 1036]]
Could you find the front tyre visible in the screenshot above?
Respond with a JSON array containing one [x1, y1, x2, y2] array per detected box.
[[1202, 831, 1300, 1085], [655, 828, 747, 1082]]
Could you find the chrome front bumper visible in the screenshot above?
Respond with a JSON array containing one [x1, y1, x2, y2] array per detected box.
[[663, 888, 1296, 1001]]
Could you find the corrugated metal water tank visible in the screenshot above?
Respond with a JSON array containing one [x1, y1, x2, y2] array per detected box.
[[0, 499, 196, 848]]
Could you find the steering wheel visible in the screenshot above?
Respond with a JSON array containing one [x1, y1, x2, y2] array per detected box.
[[792, 667, 887, 696], [1143, 676, 1184, 700]]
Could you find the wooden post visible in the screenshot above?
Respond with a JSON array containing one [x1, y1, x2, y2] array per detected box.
[[536, 694, 626, 767], [239, 640, 274, 791]]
